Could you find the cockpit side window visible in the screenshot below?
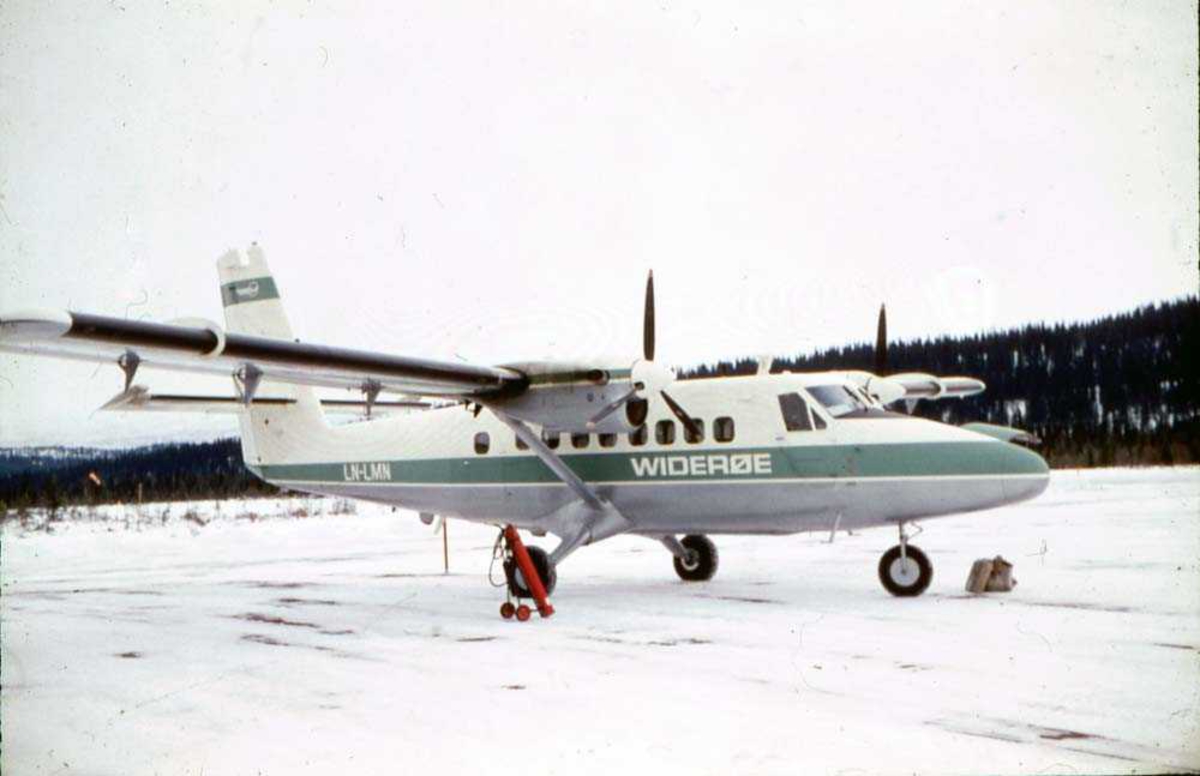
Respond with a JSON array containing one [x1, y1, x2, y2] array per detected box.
[[807, 384, 866, 418], [778, 393, 813, 431]]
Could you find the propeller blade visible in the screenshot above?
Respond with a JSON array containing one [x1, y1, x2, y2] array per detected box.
[[643, 271, 655, 361], [660, 389, 702, 441], [874, 304, 888, 375]]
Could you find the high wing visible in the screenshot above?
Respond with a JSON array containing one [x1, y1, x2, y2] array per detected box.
[[0, 308, 526, 400], [841, 369, 985, 406]]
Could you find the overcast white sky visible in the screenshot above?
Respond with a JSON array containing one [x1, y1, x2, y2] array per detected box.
[[1, 1, 1196, 446]]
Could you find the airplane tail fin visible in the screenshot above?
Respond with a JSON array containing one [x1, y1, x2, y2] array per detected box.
[[216, 245, 330, 470], [217, 244, 296, 340]]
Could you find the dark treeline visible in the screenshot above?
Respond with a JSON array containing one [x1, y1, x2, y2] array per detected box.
[[3, 297, 1196, 509], [0, 439, 277, 512], [682, 296, 1199, 467]]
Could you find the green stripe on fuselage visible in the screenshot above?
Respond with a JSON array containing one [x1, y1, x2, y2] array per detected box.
[[256, 441, 1045, 486], [220, 276, 280, 307]]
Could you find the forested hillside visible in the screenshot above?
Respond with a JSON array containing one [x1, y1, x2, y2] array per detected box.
[[2, 296, 1196, 509], [683, 296, 1199, 466], [0, 440, 277, 512]]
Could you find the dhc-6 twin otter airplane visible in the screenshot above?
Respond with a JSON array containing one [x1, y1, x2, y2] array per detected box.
[[0, 246, 1049, 600]]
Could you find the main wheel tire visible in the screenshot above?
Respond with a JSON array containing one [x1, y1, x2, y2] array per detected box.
[[673, 535, 719, 582], [878, 544, 933, 597], [504, 545, 558, 598]]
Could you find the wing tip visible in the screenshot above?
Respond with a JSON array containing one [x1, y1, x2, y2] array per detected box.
[[0, 307, 72, 340]]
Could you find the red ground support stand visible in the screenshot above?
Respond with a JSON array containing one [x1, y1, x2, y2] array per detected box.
[[499, 525, 555, 620]]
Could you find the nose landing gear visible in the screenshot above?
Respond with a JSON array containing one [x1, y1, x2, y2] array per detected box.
[[879, 522, 932, 596]]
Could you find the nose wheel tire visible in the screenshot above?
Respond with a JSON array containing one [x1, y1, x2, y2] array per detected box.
[[878, 544, 932, 597], [673, 535, 718, 582], [504, 545, 557, 598]]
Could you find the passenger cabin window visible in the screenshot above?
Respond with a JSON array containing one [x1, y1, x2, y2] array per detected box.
[[684, 419, 705, 444], [515, 435, 528, 451], [629, 425, 648, 446], [571, 433, 590, 449], [542, 430, 560, 450], [714, 416, 735, 443], [598, 433, 617, 448], [474, 432, 490, 454], [778, 393, 813, 431], [655, 419, 676, 445], [807, 384, 867, 418]]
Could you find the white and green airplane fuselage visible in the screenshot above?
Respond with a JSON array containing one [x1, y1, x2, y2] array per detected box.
[[239, 371, 1049, 539]]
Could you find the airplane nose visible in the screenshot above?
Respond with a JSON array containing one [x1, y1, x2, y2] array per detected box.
[[1000, 443, 1050, 503]]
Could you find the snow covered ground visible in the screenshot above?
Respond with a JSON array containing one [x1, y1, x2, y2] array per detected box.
[[3, 467, 1198, 775]]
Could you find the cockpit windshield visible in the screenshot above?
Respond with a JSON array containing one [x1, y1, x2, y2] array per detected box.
[[806, 384, 868, 418]]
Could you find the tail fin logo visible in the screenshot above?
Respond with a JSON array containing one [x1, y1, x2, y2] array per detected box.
[[233, 281, 260, 300], [220, 276, 280, 308]]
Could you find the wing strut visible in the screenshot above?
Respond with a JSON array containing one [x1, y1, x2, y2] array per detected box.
[[118, 350, 141, 391], [491, 409, 602, 508], [489, 408, 633, 564]]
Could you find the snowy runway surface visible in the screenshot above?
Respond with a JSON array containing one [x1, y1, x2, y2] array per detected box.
[[3, 468, 1198, 775]]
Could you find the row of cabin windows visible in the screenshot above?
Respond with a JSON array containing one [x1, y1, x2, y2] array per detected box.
[[475, 393, 831, 453], [473, 416, 736, 455]]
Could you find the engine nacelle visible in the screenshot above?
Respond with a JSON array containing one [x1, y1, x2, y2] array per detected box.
[[166, 317, 226, 357], [489, 360, 645, 434]]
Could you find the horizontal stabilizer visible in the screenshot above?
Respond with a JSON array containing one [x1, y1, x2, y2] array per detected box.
[[99, 386, 429, 416]]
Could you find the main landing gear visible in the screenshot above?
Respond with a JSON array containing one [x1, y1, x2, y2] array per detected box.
[[504, 544, 557, 597], [878, 522, 932, 597], [495, 525, 556, 621], [663, 534, 719, 582]]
